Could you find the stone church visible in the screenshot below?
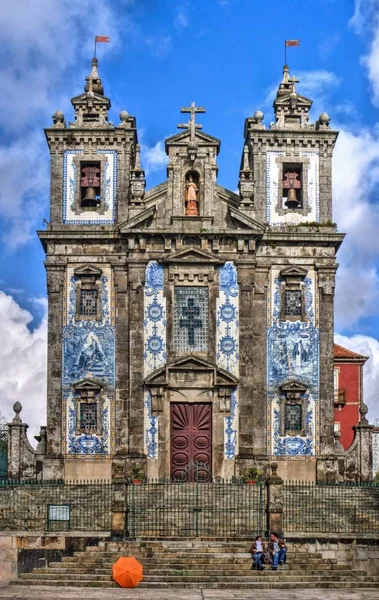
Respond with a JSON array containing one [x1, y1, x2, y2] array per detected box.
[[27, 58, 372, 484]]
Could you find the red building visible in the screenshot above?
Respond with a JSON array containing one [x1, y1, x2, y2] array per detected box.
[[333, 344, 368, 450]]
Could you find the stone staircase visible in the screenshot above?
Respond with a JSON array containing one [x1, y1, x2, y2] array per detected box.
[[11, 540, 379, 589]]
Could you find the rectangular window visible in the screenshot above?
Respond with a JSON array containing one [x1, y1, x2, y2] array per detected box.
[[174, 287, 209, 352], [79, 402, 98, 431], [284, 403, 303, 433], [79, 289, 98, 317], [285, 290, 302, 316]]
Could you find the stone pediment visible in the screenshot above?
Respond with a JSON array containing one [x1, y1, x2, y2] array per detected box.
[[279, 266, 308, 279], [279, 380, 308, 394], [73, 378, 103, 391], [145, 356, 239, 387], [275, 93, 312, 108], [118, 206, 156, 232], [165, 129, 220, 150], [74, 265, 102, 278], [228, 207, 266, 233], [71, 92, 110, 108], [162, 247, 221, 264]]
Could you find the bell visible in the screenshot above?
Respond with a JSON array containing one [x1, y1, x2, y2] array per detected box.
[[82, 186, 98, 207], [285, 187, 300, 209]]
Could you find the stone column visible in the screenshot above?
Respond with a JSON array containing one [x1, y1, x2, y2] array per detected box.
[[127, 263, 147, 458], [266, 462, 284, 535], [318, 268, 337, 454], [114, 265, 129, 455], [45, 265, 65, 478], [7, 402, 37, 480], [354, 404, 374, 482], [111, 459, 127, 538]]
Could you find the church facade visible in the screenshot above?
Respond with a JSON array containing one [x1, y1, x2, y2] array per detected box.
[[39, 59, 348, 482]]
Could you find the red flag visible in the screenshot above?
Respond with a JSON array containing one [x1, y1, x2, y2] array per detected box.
[[95, 36, 110, 43], [285, 40, 300, 47]]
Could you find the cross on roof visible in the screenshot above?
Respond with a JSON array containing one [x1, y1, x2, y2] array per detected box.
[[177, 102, 206, 141]]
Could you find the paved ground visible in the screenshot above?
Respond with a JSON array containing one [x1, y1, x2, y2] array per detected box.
[[1, 586, 379, 600]]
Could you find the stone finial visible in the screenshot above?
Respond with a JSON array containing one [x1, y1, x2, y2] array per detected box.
[[85, 57, 104, 96], [12, 401, 22, 424], [118, 110, 130, 127], [130, 143, 146, 204], [269, 461, 283, 483], [52, 110, 65, 128], [360, 402, 369, 425], [316, 112, 331, 130]]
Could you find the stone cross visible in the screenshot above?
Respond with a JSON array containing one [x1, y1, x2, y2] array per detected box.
[[177, 102, 206, 141], [180, 298, 203, 345]]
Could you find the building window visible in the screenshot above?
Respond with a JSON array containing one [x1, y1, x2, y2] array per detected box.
[[80, 161, 101, 208], [282, 164, 302, 209], [285, 290, 302, 317], [79, 402, 98, 431], [285, 403, 303, 433], [279, 381, 308, 437], [279, 266, 308, 323], [79, 289, 98, 317], [174, 286, 209, 352]]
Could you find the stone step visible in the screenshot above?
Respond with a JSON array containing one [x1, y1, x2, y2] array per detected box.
[[11, 580, 379, 590], [32, 567, 366, 578]]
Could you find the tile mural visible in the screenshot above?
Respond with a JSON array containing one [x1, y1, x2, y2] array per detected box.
[[267, 269, 319, 457], [143, 261, 166, 458], [216, 262, 239, 459], [62, 266, 115, 456]]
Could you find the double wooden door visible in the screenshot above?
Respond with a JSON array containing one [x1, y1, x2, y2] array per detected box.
[[171, 403, 212, 481]]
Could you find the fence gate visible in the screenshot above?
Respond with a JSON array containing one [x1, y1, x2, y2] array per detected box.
[[0, 414, 8, 479], [127, 462, 266, 538]]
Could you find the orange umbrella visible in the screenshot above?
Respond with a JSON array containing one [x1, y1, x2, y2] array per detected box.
[[112, 556, 143, 588]]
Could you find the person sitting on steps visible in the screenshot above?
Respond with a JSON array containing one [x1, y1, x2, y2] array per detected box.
[[269, 532, 286, 571], [250, 535, 265, 571]]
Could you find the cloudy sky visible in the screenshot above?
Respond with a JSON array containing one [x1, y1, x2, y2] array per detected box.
[[1, 0, 379, 438]]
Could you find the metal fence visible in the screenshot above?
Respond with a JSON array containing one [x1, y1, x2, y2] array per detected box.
[[127, 480, 267, 538], [0, 480, 112, 532], [283, 481, 379, 534]]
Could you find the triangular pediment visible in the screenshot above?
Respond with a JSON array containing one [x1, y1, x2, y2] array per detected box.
[[275, 93, 312, 108], [228, 206, 266, 233], [71, 92, 110, 107], [165, 129, 220, 150], [119, 206, 156, 232], [279, 380, 308, 393], [144, 356, 238, 386], [74, 265, 102, 278], [162, 247, 221, 264], [280, 266, 308, 279], [73, 378, 103, 391]]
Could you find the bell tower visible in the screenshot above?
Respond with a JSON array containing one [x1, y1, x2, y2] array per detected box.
[[239, 65, 344, 480], [40, 58, 140, 480]]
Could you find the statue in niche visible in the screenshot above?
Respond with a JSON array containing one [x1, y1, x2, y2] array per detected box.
[[185, 174, 199, 216]]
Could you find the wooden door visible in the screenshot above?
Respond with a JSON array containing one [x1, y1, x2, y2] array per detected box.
[[171, 403, 212, 481]]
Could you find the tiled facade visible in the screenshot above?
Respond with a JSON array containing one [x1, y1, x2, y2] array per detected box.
[[33, 59, 372, 483]]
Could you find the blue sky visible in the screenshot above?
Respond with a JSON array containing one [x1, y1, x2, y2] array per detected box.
[[1, 0, 379, 433]]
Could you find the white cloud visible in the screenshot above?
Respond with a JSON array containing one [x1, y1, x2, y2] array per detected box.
[[142, 139, 168, 175], [0, 291, 47, 442], [335, 334, 379, 423], [333, 128, 379, 330], [350, 0, 379, 107], [0, 0, 132, 251]]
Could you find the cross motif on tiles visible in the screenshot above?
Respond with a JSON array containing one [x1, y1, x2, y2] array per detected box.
[[180, 298, 203, 346]]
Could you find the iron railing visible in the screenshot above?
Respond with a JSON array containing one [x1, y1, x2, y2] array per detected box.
[[127, 479, 267, 538], [283, 481, 379, 534], [0, 479, 112, 532]]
